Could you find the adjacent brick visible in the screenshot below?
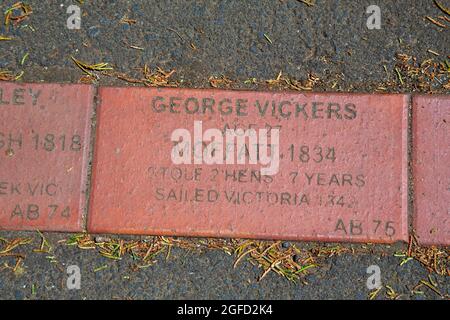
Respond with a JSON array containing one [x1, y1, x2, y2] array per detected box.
[[0, 82, 94, 232], [413, 95, 450, 246], [89, 88, 408, 243]]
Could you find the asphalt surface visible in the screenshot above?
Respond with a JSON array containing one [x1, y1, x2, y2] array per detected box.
[[0, 0, 449, 300]]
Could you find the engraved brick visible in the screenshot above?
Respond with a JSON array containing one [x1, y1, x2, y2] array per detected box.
[[0, 82, 94, 231], [413, 95, 450, 246], [89, 88, 409, 243]]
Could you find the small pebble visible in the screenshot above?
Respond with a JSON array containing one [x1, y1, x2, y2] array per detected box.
[[249, 45, 258, 54], [87, 26, 100, 38], [145, 34, 158, 41], [94, 236, 110, 243], [14, 290, 24, 300], [281, 242, 290, 248]]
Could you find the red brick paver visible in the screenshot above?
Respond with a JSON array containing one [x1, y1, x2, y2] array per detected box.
[[413, 95, 450, 246], [0, 83, 94, 232], [89, 87, 409, 243]]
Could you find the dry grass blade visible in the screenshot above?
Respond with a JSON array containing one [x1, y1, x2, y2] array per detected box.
[[112, 65, 177, 87], [395, 235, 449, 276], [209, 75, 233, 88], [120, 15, 137, 25], [143, 65, 176, 86], [298, 0, 315, 6], [4, 2, 33, 27], [231, 240, 318, 282], [263, 33, 272, 44], [419, 280, 444, 297], [368, 287, 382, 300], [266, 71, 283, 85], [71, 56, 113, 78], [33, 230, 52, 254], [266, 71, 320, 91], [385, 285, 401, 300], [434, 0, 450, 16], [0, 70, 16, 81], [63, 234, 96, 249], [380, 53, 449, 92], [0, 236, 32, 273], [234, 243, 258, 268], [0, 237, 32, 255], [426, 16, 447, 28], [395, 67, 404, 85], [311, 245, 352, 257]]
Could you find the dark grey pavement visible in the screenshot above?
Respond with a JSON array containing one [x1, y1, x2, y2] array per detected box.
[[0, 231, 448, 300], [0, 0, 449, 300]]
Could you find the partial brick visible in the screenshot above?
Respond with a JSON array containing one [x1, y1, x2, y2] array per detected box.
[[89, 88, 409, 243], [0, 82, 94, 232], [413, 95, 450, 246]]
